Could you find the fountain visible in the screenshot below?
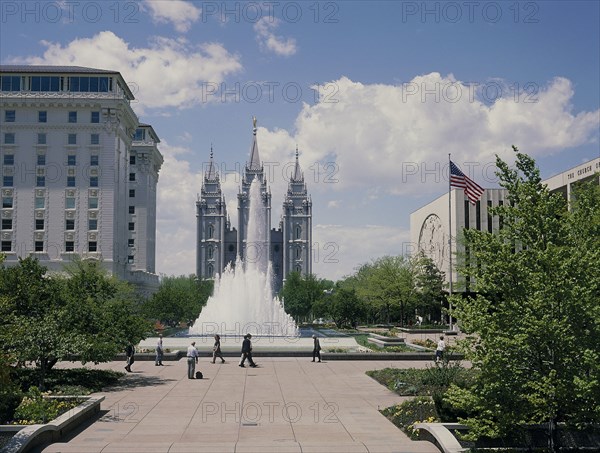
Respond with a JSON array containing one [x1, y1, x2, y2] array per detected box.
[[189, 178, 299, 337]]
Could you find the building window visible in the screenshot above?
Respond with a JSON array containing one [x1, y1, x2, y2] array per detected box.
[[129, 173, 136, 182], [65, 197, 75, 209], [37, 154, 46, 165], [68, 134, 77, 145], [128, 238, 135, 247], [67, 176, 76, 187], [68, 111, 77, 123], [90, 155, 99, 166], [67, 155, 76, 166], [129, 206, 135, 214], [90, 134, 99, 145], [2, 218, 13, 229], [90, 176, 98, 187], [127, 255, 134, 264], [295, 264, 302, 273], [476, 200, 481, 231], [36, 176, 45, 187], [37, 133, 46, 145], [487, 200, 493, 233], [130, 155, 136, 165], [128, 222, 135, 231], [35, 197, 45, 209], [65, 241, 74, 252], [208, 224, 214, 239], [38, 111, 47, 123], [35, 219, 44, 230], [3, 176, 13, 187], [69, 76, 110, 93], [31, 76, 60, 92], [1, 241, 12, 252], [129, 189, 135, 198], [295, 225, 301, 239], [207, 246, 214, 259], [2, 197, 13, 208], [89, 198, 98, 209], [88, 241, 97, 252], [91, 111, 100, 123], [207, 264, 214, 277], [5, 110, 15, 122], [3, 154, 14, 165], [295, 247, 301, 259], [134, 129, 145, 141], [273, 244, 279, 252], [66, 219, 75, 230], [89, 219, 98, 230], [4, 133, 15, 144], [35, 241, 44, 252], [1, 76, 20, 91], [228, 244, 235, 252], [464, 200, 470, 230]]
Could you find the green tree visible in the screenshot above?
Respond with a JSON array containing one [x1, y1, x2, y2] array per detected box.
[[445, 149, 600, 447], [329, 287, 365, 328], [414, 253, 446, 323], [143, 275, 213, 327], [351, 256, 418, 325], [0, 257, 149, 388], [279, 272, 334, 323]]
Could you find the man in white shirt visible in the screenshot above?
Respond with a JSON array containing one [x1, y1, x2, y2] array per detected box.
[[187, 341, 199, 379], [436, 336, 445, 363]]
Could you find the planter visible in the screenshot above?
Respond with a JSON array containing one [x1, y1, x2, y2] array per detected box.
[[2, 395, 104, 453]]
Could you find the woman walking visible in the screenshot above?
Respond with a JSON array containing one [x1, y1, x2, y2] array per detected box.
[[212, 334, 225, 364]]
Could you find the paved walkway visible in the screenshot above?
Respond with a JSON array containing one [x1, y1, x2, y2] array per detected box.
[[41, 358, 440, 453]]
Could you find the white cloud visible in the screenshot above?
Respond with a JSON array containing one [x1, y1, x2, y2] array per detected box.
[[155, 141, 203, 276], [10, 31, 242, 112], [256, 74, 599, 198], [142, 0, 201, 33], [157, 73, 599, 281], [313, 224, 412, 281], [254, 17, 297, 56]]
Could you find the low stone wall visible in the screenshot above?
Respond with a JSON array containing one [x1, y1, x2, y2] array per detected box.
[[3, 395, 104, 453]]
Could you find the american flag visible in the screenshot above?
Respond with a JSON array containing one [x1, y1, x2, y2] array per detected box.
[[450, 161, 484, 204]]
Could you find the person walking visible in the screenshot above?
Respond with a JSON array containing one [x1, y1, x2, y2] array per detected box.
[[436, 335, 446, 363], [312, 334, 321, 362], [239, 334, 257, 368], [212, 334, 225, 364], [155, 334, 164, 366], [187, 341, 199, 378], [125, 343, 135, 372]]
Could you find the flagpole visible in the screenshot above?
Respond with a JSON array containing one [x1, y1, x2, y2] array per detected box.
[[448, 153, 453, 331]]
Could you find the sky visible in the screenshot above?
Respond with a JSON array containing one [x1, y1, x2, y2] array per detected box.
[[1, 0, 599, 281]]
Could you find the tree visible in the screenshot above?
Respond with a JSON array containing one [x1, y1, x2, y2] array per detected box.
[[142, 275, 213, 327], [351, 256, 418, 325], [329, 287, 365, 328], [445, 149, 600, 447], [279, 272, 334, 323], [414, 253, 446, 323], [0, 257, 149, 388]]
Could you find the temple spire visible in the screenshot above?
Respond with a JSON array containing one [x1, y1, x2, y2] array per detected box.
[[291, 145, 304, 182], [248, 116, 261, 170], [206, 145, 218, 180]]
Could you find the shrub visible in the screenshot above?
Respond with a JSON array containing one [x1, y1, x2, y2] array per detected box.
[[381, 397, 439, 439], [12, 387, 83, 425], [0, 390, 23, 424]]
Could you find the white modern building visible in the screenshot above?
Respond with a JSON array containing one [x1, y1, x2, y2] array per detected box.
[[410, 157, 600, 289], [0, 65, 163, 296], [196, 119, 312, 292]]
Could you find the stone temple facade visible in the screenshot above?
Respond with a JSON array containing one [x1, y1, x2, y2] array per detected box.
[[196, 119, 312, 292]]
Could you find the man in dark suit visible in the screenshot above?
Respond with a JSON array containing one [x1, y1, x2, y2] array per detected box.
[[239, 334, 257, 368], [125, 344, 135, 372]]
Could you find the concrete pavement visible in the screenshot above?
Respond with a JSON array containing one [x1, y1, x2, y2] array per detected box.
[[41, 358, 441, 453]]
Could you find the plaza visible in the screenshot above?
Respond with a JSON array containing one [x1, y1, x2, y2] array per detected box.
[[40, 358, 441, 453]]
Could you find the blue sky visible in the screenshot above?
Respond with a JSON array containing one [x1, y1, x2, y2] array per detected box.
[[1, 0, 599, 280]]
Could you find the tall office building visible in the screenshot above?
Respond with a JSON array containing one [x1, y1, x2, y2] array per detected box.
[[0, 65, 163, 295]]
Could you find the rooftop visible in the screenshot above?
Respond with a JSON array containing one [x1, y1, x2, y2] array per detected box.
[[0, 65, 120, 74]]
